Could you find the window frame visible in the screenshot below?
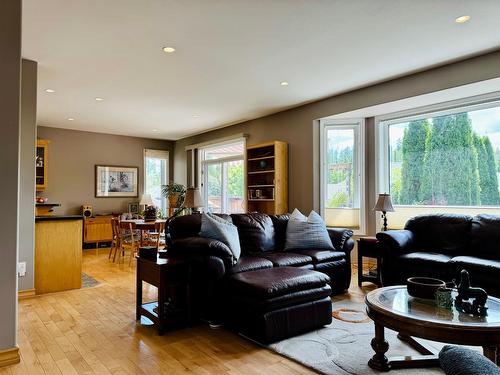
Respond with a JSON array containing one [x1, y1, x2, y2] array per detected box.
[[143, 149, 169, 215], [198, 137, 246, 213], [319, 118, 366, 235], [375, 94, 500, 215]]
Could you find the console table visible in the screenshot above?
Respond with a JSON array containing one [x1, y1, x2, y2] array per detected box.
[[136, 255, 191, 335]]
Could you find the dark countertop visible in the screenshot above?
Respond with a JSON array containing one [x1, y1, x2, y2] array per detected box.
[[35, 215, 83, 222], [35, 203, 61, 207]]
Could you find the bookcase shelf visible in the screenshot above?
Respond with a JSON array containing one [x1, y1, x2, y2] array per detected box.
[[246, 141, 288, 215]]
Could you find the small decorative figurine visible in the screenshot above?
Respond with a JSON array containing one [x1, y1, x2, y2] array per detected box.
[[454, 269, 488, 316]]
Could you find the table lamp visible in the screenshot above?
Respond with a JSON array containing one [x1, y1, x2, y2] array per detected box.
[[373, 193, 395, 231], [139, 194, 155, 208], [184, 187, 203, 214]]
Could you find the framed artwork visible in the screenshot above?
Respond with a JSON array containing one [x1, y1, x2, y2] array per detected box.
[[95, 165, 138, 198], [128, 201, 139, 214]]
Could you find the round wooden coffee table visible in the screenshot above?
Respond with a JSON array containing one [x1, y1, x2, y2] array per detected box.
[[365, 286, 500, 371]]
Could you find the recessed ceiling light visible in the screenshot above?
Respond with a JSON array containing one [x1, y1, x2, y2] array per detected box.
[[152, 128, 158, 132], [280, 81, 289, 86], [95, 97, 104, 101], [162, 46, 176, 53], [192, 114, 200, 118], [45, 89, 55, 93], [67, 117, 75, 121], [455, 15, 470, 23]]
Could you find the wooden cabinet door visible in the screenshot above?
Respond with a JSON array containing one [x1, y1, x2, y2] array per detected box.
[[84, 217, 113, 243]]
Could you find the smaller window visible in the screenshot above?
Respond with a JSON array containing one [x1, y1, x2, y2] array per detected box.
[[320, 119, 365, 234], [144, 149, 169, 215]]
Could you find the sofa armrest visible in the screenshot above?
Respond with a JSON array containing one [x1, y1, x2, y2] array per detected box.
[[169, 237, 235, 270], [328, 228, 354, 254], [376, 230, 415, 256]]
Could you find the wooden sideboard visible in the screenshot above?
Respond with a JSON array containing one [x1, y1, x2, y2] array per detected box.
[[83, 215, 113, 249]]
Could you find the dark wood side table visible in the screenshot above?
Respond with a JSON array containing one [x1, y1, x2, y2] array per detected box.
[[357, 237, 382, 287], [136, 255, 191, 335]]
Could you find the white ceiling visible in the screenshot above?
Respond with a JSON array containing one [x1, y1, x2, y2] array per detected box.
[[22, 0, 500, 140]]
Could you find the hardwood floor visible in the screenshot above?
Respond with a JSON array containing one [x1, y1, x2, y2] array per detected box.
[[4, 251, 375, 375]]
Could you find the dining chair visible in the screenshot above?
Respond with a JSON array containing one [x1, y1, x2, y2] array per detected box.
[[143, 221, 166, 250], [109, 217, 121, 262], [113, 221, 140, 265]]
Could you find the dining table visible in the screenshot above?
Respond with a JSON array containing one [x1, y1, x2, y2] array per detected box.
[[120, 219, 167, 246]]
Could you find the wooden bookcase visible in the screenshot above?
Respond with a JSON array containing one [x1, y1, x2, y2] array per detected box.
[[246, 141, 288, 215], [36, 139, 49, 191]]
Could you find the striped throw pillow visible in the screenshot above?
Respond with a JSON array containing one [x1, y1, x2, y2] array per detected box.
[[284, 209, 334, 250]]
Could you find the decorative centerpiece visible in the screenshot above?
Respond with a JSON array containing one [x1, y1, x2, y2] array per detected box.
[[143, 205, 158, 222], [455, 269, 488, 316], [407, 277, 446, 299]]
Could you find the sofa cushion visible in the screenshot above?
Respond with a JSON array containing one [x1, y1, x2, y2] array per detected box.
[[449, 256, 500, 291], [260, 252, 313, 267], [284, 209, 334, 251], [227, 256, 274, 275], [471, 214, 500, 260], [169, 213, 232, 240], [231, 213, 276, 254], [397, 252, 453, 280], [292, 249, 345, 264], [225, 267, 330, 298], [404, 214, 473, 256], [269, 214, 290, 251], [200, 213, 241, 263]]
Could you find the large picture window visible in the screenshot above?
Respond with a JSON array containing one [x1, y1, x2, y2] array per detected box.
[[320, 119, 365, 233], [379, 99, 500, 228], [200, 139, 245, 214]]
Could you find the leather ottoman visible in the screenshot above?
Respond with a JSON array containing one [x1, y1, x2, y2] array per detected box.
[[223, 267, 333, 343]]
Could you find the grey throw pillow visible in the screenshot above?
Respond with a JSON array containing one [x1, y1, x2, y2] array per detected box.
[[200, 213, 241, 263], [439, 345, 500, 375], [284, 209, 334, 251]]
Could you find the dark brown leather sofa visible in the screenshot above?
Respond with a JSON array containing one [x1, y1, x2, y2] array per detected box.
[[377, 214, 500, 297], [168, 212, 354, 342]]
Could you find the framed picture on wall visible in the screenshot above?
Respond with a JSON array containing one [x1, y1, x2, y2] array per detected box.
[[95, 165, 138, 197]]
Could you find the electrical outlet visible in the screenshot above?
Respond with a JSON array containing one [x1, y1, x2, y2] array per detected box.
[[18, 262, 26, 277]]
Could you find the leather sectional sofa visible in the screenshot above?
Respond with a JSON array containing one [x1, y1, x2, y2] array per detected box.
[[377, 214, 500, 297], [168, 212, 354, 343]]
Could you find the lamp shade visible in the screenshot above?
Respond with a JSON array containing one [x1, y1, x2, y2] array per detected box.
[[184, 187, 203, 208], [139, 194, 155, 206], [373, 193, 395, 212]]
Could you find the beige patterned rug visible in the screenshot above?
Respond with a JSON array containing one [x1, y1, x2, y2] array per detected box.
[[266, 298, 453, 375]]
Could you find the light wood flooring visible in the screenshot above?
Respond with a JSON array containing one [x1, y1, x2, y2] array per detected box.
[[3, 250, 375, 375]]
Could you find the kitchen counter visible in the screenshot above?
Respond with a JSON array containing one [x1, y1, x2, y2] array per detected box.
[[35, 216, 83, 294], [35, 215, 83, 222]]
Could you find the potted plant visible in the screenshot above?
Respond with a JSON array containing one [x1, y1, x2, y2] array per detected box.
[[161, 182, 186, 215]]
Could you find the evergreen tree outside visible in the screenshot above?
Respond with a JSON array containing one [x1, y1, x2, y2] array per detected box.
[[421, 113, 480, 206], [481, 136, 500, 205], [399, 119, 429, 204]]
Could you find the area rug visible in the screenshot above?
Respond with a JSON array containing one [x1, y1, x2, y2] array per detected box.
[[81, 272, 100, 288], [267, 299, 448, 375]]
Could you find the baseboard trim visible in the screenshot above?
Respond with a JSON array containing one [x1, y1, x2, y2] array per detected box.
[[18, 289, 36, 300], [0, 347, 20, 367]]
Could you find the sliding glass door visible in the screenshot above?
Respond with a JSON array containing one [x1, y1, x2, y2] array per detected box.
[[200, 140, 245, 214]]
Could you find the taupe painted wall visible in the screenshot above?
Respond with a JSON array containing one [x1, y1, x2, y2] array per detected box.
[[0, 0, 21, 352], [174, 50, 500, 234], [19, 59, 38, 292], [37, 127, 174, 215]]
